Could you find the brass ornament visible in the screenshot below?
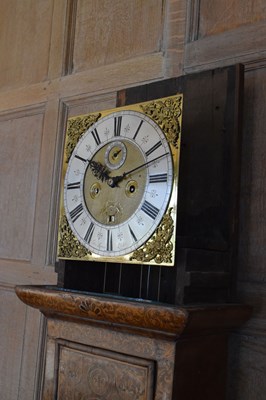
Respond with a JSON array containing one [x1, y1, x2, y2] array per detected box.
[[130, 208, 174, 264], [58, 215, 91, 259], [58, 112, 101, 259], [57, 94, 182, 266], [140, 95, 182, 148], [65, 113, 101, 162]]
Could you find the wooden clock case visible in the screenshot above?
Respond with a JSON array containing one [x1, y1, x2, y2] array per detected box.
[[16, 64, 251, 400], [56, 64, 244, 306]]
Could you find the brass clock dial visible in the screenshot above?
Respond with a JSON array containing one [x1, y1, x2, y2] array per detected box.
[[58, 95, 182, 266]]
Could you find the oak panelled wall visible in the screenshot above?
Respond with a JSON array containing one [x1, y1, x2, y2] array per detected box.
[[0, 0, 265, 399]]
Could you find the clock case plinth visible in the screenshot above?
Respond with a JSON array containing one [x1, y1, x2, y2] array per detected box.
[[56, 64, 244, 305]]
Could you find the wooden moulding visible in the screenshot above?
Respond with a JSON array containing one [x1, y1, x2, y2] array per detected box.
[[15, 285, 251, 339]]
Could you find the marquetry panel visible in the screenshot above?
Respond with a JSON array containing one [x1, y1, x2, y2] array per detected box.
[[57, 343, 154, 400], [43, 318, 176, 400], [72, 0, 164, 73], [0, 107, 45, 261], [0, 0, 54, 90], [199, 0, 266, 38]]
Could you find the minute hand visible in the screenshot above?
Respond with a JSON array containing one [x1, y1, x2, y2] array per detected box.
[[108, 152, 169, 187]]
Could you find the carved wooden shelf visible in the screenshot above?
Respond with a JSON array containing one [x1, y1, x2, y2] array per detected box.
[[16, 285, 251, 400]]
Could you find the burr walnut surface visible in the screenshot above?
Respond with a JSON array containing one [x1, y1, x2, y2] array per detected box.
[[15, 285, 188, 338], [15, 285, 251, 400], [15, 285, 251, 338]]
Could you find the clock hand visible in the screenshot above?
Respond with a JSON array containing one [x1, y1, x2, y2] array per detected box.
[[112, 148, 122, 159], [107, 152, 168, 188], [124, 153, 168, 177], [88, 160, 110, 182]]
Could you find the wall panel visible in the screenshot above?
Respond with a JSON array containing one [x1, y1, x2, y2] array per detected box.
[[199, 0, 266, 38], [64, 92, 117, 118], [0, 288, 25, 398], [0, 108, 45, 261], [72, 0, 164, 73], [0, 287, 42, 399], [0, 0, 54, 90]]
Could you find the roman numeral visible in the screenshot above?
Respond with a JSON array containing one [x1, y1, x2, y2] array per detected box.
[[141, 200, 159, 220], [107, 230, 113, 251], [67, 181, 81, 190], [75, 154, 87, 162], [133, 120, 143, 140], [149, 173, 168, 183], [145, 141, 162, 157], [84, 222, 94, 243], [114, 116, 122, 136], [128, 224, 137, 242], [69, 203, 83, 222], [92, 128, 101, 145]]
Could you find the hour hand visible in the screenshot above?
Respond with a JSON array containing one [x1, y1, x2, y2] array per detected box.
[[88, 160, 110, 182]]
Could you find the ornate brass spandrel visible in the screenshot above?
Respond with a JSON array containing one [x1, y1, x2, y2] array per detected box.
[[140, 95, 182, 149], [65, 113, 101, 162], [58, 112, 101, 260], [57, 215, 91, 260], [130, 208, 174, 264]]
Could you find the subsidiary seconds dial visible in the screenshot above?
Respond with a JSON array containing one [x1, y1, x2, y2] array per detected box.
[[64, 110, 173, 257]]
